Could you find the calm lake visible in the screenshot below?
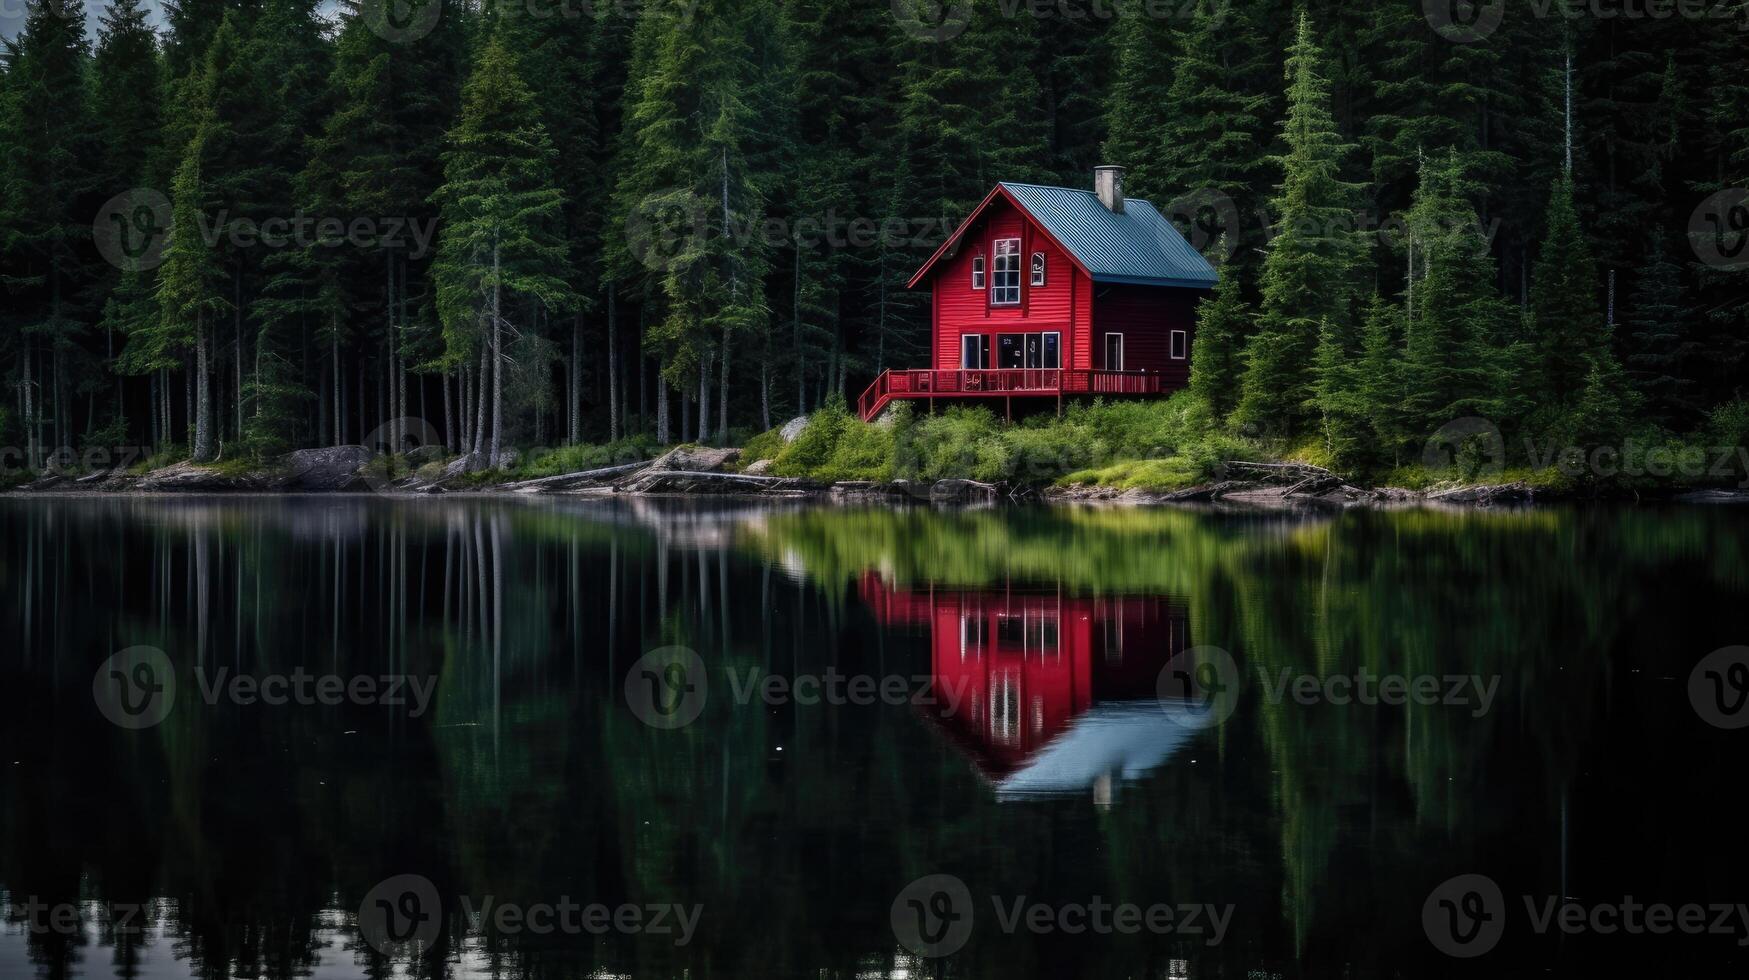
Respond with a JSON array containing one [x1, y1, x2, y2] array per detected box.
[[2, 495, 1746, 979]]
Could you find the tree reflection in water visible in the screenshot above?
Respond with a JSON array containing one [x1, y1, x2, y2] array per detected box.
[[1, 497, 1746, 979]]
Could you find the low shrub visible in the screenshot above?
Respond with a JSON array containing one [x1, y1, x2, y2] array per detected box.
[[514, 436, 662, 478]]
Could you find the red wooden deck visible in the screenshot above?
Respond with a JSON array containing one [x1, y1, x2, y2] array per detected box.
[[856, 368, 1167, 421]]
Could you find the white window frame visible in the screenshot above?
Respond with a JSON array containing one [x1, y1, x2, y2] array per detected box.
[[1104, 333, 1124, 371], [970, 255, 985, 290], [1030, 251, 1046, 287], [1170, 329, 1187, 360], [991, 239, 1021, 306], [1042, 331, 1060, 369]]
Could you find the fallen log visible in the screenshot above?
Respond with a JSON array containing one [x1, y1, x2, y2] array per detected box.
[[498, 459, 655, 493], [1284, 474, 1347, 497], [1162, 480, 1259, 502], [1223, 460, 1341, 484], [1426, 481, 1532, 505], [618, 469, 820, 495]]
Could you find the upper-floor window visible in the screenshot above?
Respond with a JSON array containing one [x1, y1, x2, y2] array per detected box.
[[991, 239, 1021, 305], [971, 255, 985, 290], [1031, 252, 1046, 286]]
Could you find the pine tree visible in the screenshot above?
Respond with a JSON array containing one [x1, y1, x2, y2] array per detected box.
[[432, 35, 571, 465], [1234, 12, 1365, 437], [156, 137, 228, 462], [1527, 173, 1606, 412], [1187, 256, 1248, 418], [2, 0, 98, 466], [1101, 8, 1176, 202], [1152, 0, 1276, 269], [1355, 294, 1408, 466], [1623, 228, 1698, 428], [1399, 152, 1512, 439], [91, 0, 163, 201]]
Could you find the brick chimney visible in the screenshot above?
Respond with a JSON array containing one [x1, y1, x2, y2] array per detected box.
[[1093, 165, 1125, 214]]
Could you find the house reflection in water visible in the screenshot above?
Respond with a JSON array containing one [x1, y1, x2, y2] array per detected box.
[[859, 574, 1215, 805]]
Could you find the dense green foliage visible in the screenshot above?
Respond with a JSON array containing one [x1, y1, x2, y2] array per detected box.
[[1, 0, 1745, 474]]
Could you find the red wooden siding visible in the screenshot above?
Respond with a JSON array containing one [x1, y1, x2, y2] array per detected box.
[[932, 200, 1088, 371], [1091, 284, 1199, 383]]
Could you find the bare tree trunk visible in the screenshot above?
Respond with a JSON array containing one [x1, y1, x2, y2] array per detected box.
[[697, 352, 710, 445], [472, 339, 488, 459], [607, 281, 620, 442], [332, 330, 343, 445], [193, 315, 214, 463], [490, 243, 503, 465], [571, 313, 583, 443], [761, 360, 770, 431], [717, 325, 729, 446], [656, 371, 670, 444], [21, 342, 35, 469], [443, 367, 455, 453]]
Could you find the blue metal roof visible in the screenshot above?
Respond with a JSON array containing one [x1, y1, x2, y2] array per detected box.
[[999, 182, 1218, 289]]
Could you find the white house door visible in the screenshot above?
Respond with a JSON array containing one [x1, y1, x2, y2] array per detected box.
[[962, 335, 990, 369], [1104, 333, 1124, 371]]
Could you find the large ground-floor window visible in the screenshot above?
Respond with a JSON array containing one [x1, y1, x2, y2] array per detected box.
[[995, 332, 1061, 369]]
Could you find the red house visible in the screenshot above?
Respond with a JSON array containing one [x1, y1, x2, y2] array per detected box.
[[857, 573, 1212, 804], [857, 166, 1219, 421]]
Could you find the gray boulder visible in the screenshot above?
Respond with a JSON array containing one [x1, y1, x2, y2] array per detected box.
[[779, 416, 809, 443], [648, 445, 742, 473]]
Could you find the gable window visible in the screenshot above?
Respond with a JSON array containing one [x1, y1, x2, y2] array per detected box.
[[1031, 252, 1047, 286], [991, 239, 1021, 305], [970, 255, 985, 290], [1170, 329, 1188, 360]]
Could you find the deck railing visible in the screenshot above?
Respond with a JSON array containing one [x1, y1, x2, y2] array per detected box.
[[857, 368, 1166, 419]]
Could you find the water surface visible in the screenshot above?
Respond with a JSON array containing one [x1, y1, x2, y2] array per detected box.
[[2, 496, 1745, 978]]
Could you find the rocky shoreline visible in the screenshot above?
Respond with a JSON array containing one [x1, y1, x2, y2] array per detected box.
[[7, 445, 1748, 508]]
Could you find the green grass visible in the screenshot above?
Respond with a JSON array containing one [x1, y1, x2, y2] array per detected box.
[[1058, 457, 1209, 492], [510, 436, 663, 479]]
